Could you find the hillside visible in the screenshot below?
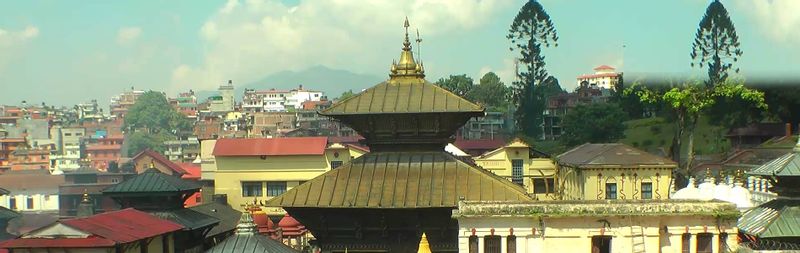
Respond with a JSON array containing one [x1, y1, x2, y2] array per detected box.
[[619, 116, 730, 157]]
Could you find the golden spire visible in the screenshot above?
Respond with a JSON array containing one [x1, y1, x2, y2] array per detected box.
[[390, 17, 425, 79], [81, 189, 91, 203], [418, 233, 432, 253]]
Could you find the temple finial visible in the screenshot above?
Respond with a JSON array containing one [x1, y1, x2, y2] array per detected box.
[[403, 17, 411, 51], [81, 189, 91, 203]]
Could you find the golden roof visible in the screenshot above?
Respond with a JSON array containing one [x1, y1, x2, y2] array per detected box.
[[418, 233, 432, 253]]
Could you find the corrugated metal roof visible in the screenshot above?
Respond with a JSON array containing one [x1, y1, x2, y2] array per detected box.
[[738, 199, 800, 238], [212, 137, 328, 156], [557, 143, 677, 168], [748, 152, 800, 177], [266, 152, 531, 208], [103, 168, 200, 194], [320, 80, 483, 116], [0, 206, 19, 220], [205, 234, 299, 253], [150, 209, 219, 231], [0, 237, 116, 248], [189, 202, 242, 238]]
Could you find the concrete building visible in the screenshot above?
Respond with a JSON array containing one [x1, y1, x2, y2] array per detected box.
[[163, 137, 200, 163], [242, 85, 324, 112], [454, 200, 739, 253], [250, 112, 297, 138], [459, 111, 512, 140], [473, 139, 557, 200], [209, 80, 235, 113], [75, 100, 105, 122], [49, 127, 86, 172], [199, 139, 217, 203], [212, 137, 367, 213], [9, 147, 50, 171], [109, 89, 144, 119], [0, 138, 26, 172], [577, 65, 621, 90], [0, 170, 63, 212], [58, 166, 132, 217], [557, 143, 677, 200], [84, 135, 124, 171]]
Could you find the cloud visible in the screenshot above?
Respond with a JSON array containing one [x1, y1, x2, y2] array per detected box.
[[479, 58, 518, 86], [170, 0, 513, 92], [737, 0, 800, 44], [0, 26, 40, 70], [117, 27, 142, 46]]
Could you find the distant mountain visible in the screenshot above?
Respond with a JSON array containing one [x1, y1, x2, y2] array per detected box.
[[196, 65, 384, 101]]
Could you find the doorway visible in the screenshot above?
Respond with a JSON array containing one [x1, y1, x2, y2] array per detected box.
[[591, 236, 612, 253]]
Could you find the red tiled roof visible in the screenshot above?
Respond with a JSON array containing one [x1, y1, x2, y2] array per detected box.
[[0, 208, 182, 248], [213, 137, 328, 156], [62, 208, 182, 243], [132, 149, 187, 175], [593, 65, 615, 71], [577, 72, 619, 79], [85, 144, 122, 151], [178, 163, 201, 180]]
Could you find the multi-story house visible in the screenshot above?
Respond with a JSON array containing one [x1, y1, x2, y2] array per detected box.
[[0, 169, 64, 212], [473, 139, 557, 200], [542, 83, 612, 140], [211, 137, 367, 213], [459, 111, 512, 140], [242, 85, 324, 112], [576, 65, 621, 90], [58, 167, 132, 217], [109, 89, 144, 119], [84, 135, 124, 171], [557, 143, 677, 201], [9, 147, 50, 171], [250, 112, 297, 138], [49, 126, 86, 172], [163, 136, 200, 163], [0, 138, 26, 173], [209, 80, 235, 113], [170, 90, 199, 119], [75, 100, 105, 122]]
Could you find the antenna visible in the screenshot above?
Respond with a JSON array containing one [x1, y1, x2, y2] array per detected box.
[[415, 28, 423, 62]]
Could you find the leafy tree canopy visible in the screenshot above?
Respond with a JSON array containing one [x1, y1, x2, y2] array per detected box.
[[125, 131, 172, 157], [338, 89, 355, 101], [434, 74, 474, 98], [123, 91, 192, 134], [560, 102, 628, 147], [469, 72, 510, 108]]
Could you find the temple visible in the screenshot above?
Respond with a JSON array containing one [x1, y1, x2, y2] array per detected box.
[[266, 18, 532, 252]]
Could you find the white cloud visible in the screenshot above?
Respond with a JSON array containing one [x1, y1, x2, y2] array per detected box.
[[479, 58, 518, 86], [170, 0, 513, 91], [737, 0, 800, 44], [0, 26, 40, 70], [117, 27, 142, 46]]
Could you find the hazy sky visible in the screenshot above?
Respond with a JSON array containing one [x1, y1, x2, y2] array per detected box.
[[1, 0, 799, 108]]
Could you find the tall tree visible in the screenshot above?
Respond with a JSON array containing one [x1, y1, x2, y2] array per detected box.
[[434, 74, 474, 98], [626, 80, 765, 187], [690, 0, 742, 87], [560, 102, 628, 147], [508, 0, 558, 138], [469, 72, 509, 108], [123, 91, 192, 156]]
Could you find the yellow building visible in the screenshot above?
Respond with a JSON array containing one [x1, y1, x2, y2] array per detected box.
[[557, 143, 677, 200], [473, 139, 557, 200], [455, 200, 739, 253], [212, 137, 367, 213]]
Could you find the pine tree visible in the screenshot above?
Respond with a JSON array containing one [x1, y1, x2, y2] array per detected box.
[[690, 0, 742, 86]]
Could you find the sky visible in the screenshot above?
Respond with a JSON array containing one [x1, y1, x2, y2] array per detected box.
[[1, 0, 799, 108]]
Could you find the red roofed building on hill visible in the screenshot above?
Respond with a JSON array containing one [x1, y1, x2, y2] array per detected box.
[[0, 208, 182, 252], [577, 65, 620, 90]]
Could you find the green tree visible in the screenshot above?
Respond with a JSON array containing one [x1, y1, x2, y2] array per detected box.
[[508, 0, 558, 138], [626, 80, 766, 186], [560, 102, 628, 147], [469, 72, 509, 107], [123, 91, 192, 156], [126, 131, 172, 157], [338, 89, 356, 101], [434, 74, 474, 98], [690, 0, 742, 86]]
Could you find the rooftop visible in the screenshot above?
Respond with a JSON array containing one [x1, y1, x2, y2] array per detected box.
[[557, 143, 677, 168], [132, 149, 187, 175], [212, 137, 328, 156], [739, 198, 800, 238], [102, 168, 200, 194]]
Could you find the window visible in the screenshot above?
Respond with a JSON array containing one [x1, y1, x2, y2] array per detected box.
[[241, 182, 262, 197], [591, 236, 612, 253], [267, 181, 287, 197], [641, 182, 653, 199], [330, 161, 343, 169], [507, 235, 517, 253], [681, 233, 691, 253], [720, 233, 729, 253], [65, 133, 72, 136], [26, 197, 34, 209], [468, 235, 478, 253], [511, 159, 524, 185], [697, 233, 713, 253], [534, 178, 555, 193], [9, 197, 16, 210], [605, 183, 617, 199], [484, 235, 501, 253]]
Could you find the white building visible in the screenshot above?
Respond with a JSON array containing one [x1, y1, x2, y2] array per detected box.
[[49, 127, 85, 173], [0, 170, 63, 212], [576, 65, 620, 90], [242, 85, 323, 112], [209, 80, 235, 113]]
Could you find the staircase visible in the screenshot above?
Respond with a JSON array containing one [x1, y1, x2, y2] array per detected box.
[[631, 225, 646, 253]]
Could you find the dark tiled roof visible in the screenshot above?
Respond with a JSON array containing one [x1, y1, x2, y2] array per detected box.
[[0, 170, 64, 194], [267, 152, 531, 208], [319, 80, 483, 116], [0, 206, 19, 220], [557, 143, 677, 168], [150, 209, 219, 231], [189, 202, 242, 237], [748, 151, 800, 177], [102, 168, 200, 194], [739, 198, 800, 238], [205, 234, 298, 253]]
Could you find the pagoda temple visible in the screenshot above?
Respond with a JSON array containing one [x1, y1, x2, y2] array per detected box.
[[266, 19, 532, 252], [738, 137, 800, 249]]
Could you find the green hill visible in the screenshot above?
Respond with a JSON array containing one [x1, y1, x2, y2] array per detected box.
[[620, 116, 730, 157]]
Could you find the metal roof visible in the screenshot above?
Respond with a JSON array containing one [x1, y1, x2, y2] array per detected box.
[[739, 198, 800, 238], [205, 234, 299, 253], [189, 202, 242, 238], [150, 209, 219, 231], [748, 152, 800, 177], [557, 143, 677, 168], [0, 206, 19, 220], [102, 168, 200, 194], [319, 80, 483, 116], [266, 152, 531, 208], [212, 137, 328, 156]]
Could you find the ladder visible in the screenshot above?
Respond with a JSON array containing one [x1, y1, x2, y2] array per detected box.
[[631, 225, 646, 253]]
